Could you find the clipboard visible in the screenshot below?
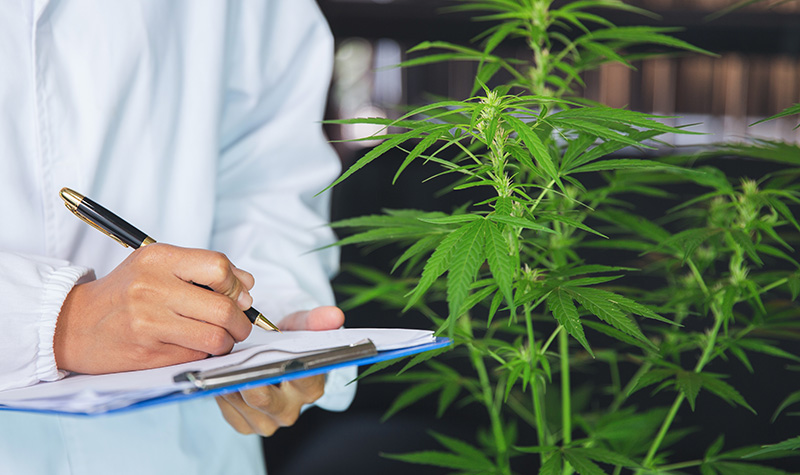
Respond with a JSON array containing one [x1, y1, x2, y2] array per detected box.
[[125, 337, 451, 415], [0, 331, 452, 417]]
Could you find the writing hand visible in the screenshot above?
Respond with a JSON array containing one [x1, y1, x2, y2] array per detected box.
[[215, 306, 345, 436], [53, 243, 254, 374]]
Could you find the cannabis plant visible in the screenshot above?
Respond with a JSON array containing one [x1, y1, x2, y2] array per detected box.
[[326, 1, 800, 473]]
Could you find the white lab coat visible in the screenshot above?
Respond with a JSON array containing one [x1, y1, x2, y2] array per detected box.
[[0, 0, 354, 473]]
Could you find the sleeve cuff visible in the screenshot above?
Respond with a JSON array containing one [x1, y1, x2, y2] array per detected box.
[[36, 265, 93, 383]]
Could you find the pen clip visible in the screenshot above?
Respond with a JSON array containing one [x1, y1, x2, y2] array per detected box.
[[62, 201, 130, 248]]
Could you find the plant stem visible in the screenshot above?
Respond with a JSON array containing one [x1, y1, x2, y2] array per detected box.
[[610, 361, 653, 413], [559, 330, 572, 475], [642, 393, 686, 468], [540, 324, 562, 355], [525, 305, 549, 462], [531, 179, 556, 213], [658, 459, 704, 471], [468, 340, 510, 473], [643, 259, 726, 469]]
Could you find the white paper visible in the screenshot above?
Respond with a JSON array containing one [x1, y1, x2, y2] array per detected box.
[[0, 328, 434, 414]]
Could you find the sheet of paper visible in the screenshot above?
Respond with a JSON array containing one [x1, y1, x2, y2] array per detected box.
[[0, 328, 434, 414]]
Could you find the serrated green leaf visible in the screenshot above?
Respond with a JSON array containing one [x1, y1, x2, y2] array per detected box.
[[382, 381, 444, 421], [729, 230, 763, 266], [484, 220, 516, 315], [539, 452, 563, 475], [548, 289, 593, 356], [706, 435, 726, 459], [536, 212, 607, 238], [392, 235, 442, 274], [506, 115, 562, 187], [486, 214, 557, 233], [569, 158, 681, 174], [419, 214, 481, 225], [595, 209, 670, 242], [394, 130, 447, 184], [446, 220, 488, 330], [569, 447, 640, 468], [437, 383, 461, 418], [321, 126, 434, 193], [698, 373, 756, 414], [737, 339, 800, 364], [584, 26, 715, 56], [383, 450, 494, 471], [744, 436, 800, 458], [712, 461, 791, 475], [582, 320, 656, 351], [676, 371, 703, 411], [429, 431, 492, 464], [788, 275, 800, 300], [629, 368, 676, 396], [752, 102, 800, 127], [655, 227, 723, 262], [398, 346, 452, 375], [568, 287, 650, 345], [771, 390, 800, 422], [404, 224, 472, 311], [563, 450, 606, 475], [354, 356, 408, 382]]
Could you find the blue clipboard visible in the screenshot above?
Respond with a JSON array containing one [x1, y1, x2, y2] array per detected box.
[[12, 337, 451, 417]]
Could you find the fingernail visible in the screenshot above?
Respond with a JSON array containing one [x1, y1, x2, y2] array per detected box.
[[237, 291, 253, 310]]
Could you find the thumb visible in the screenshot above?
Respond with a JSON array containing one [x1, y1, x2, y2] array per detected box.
[[279, 306, 345, 331]]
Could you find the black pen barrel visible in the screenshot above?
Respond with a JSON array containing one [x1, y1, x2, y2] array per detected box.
[[79, 197, 150, 249]]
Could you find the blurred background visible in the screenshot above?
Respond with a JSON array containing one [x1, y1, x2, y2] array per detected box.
[[263, 1, 800, 473]]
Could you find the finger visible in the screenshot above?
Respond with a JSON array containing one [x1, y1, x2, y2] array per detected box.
[[215, 395, 255, 435], [167, 283, 252, 342], [171, 249, 249, 304], [285, 374, 326, 405], [279, 306, 345, 331], [138, 309, 237, 356], [231, 267, 255, 291], [239, 383, 305, 428], [223, 389, 282, 437]]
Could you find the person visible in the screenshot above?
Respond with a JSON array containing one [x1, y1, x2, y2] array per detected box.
[[0, 0, 355, 473]]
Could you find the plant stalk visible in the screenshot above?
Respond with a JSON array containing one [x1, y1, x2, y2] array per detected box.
[[559, 330, 572, 475], [525, 305, 549, 462], [642, 259, 726, 469], [468, 340, 510, 473]]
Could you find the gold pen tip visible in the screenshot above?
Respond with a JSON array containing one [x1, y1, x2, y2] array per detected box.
[[254, 314, 281, 333]]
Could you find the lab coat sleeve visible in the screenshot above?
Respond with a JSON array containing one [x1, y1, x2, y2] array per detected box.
[[212, 0, 355, 411], [0, 252, 91, 391]]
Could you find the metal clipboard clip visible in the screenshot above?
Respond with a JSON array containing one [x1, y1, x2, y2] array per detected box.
[[173, 339, 378, 391]]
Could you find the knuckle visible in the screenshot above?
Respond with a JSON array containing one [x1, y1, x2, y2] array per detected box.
[[254, 420, 278, 437], [207, 251, 232, 278], [231, 424, 254, 435], [136, 242, 166, 265], [294, 376, 325, 403], [244, 387, 275, 410], [127, 343, 157, 366], [204, 327, 233, 355], [307, 382, 325, 402], [126, 278, 153, 301], [274, 407, 301, 428], [210, 297, 239, 324]]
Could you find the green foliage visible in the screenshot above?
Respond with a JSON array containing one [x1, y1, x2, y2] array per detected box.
[[328, 0, 800, 473]]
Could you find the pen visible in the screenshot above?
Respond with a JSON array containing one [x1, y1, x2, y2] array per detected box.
[[59, 187, 280, 332]]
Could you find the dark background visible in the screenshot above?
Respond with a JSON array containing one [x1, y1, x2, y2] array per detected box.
[[262, 1, 800, 473]]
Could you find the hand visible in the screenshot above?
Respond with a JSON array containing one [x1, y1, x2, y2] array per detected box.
[[215, 306, 345, 436], [54, 243, 255, 374]]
